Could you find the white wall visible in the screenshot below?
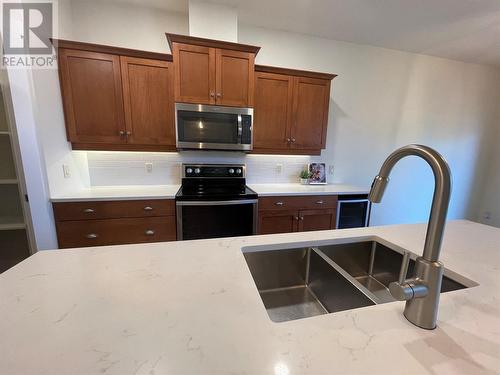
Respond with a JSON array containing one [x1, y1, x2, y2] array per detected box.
[[21, 0, 500, 245], [238, 25, 500, 226], [188, 0, 238, 42], [476, 112, 500, 227]]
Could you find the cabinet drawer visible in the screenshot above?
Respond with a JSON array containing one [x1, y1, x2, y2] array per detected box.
[[56, 216, 176, 248], [258, 195, 337, 211], [53, 199, 175, 221]]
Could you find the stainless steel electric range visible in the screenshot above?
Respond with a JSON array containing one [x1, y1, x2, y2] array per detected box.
[[175, 164, 258, 240]]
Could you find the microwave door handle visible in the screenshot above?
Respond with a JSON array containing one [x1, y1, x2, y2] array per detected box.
[[237, 115, 242, 144]]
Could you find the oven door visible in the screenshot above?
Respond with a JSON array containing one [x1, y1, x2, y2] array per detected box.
[[176, 200, 258, 240], [175, 103, 253, 151]]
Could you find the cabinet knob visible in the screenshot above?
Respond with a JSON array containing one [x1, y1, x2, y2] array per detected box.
[[286, 138, 291, 143], [275, 201, 285, 206], [294, 216, 299, 221], [316, 200, 324, 205], [126, 131, 131, 136], [143, 206, 153, 211], [86, 233, 98, 239], [119, 130, 125, 136], [299, 216, 304, 220], [145, 230, 155, 236], [216, 93, 222, 98], [83, 208, 95, 213], [291, 138, 296, 143], [210, 91, 215, 98]]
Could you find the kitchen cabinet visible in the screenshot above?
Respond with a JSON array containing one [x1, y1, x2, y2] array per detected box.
[[167, 33, 259, 107], [253, 72, 293, 151], [257, 195, 338, 235], [55, 39, 175, 151], [120, 56, 175, 147], [53, 199, 176, 248], [253, 65, 336, 155], [58, 48, 126, 145]]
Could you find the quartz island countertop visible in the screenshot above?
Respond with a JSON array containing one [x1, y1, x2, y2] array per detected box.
[[50, 183, 369, 202], [1, 220, 499, 374]]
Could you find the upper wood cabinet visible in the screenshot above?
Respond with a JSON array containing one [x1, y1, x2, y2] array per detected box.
[[253, 65, 336, 155], [172, 43, 215, 104], [58, 49, 126, 145], [55, 39, 176, 151], [167, 33, 259, 107], [120, 56, 175, 147], [253, 72, 293, 151]]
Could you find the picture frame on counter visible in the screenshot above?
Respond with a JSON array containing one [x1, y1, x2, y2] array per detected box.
[[308, 163, 327, 184]]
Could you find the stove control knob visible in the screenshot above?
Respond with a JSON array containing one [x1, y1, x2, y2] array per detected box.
[[236, 168, 242, 174], [194, 168, 201, 174], [186, 168, 193, 174], [228, 168, 235, 174]]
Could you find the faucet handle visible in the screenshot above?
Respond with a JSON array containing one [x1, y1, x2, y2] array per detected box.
[[390, 253, 429, 301], [398, 252, 411, 284], [389, 252, 414, 301]]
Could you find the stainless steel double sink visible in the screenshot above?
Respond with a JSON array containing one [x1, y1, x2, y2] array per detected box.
[[242, 239, 477, 322]]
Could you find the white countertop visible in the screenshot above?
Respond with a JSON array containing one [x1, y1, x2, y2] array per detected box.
[[1, 220, 498, 374], [50, 185, 181, 202], [50, 183, 369, 202], [249, 183, 369, 196]]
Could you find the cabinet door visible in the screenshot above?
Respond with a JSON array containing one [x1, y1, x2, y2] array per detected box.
[[56, 216, 176, 249], [216, 49, 255, 107], [121, 56, 175, 147], [58, 49, 126, 144], [298, 209, 336, 232], [253, 72, 293, 151], [173, 43, 216, 104], [290, 76, 331, 151], [258, 210, 298, 235]]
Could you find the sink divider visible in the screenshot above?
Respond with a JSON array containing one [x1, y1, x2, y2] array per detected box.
[[309, 246, 384, 305]]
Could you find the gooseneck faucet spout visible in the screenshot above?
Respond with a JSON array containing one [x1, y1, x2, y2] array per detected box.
[[368, 144, 452, 329]]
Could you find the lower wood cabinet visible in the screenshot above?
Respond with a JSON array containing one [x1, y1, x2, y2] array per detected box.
[[258, 195, 338, 235], [53, 199, 176, 249]]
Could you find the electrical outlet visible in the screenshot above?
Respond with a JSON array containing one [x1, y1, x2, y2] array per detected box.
[[328, 165, 335, 175], [145, 162, 153, 173], [275, 163, 283, 174], [62, 164, 71, 178]]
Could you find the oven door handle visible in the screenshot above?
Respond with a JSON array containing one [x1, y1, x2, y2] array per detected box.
[[176, 199, 258, 206]]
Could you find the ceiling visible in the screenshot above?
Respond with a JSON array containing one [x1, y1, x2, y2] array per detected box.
[[111, 0, 500, 67]]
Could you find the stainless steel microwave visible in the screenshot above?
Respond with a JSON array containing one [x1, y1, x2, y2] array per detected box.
[[175, 103, 253, 151]]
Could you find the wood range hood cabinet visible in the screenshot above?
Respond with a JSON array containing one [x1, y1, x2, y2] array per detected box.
[[166, 33, 260, 107]]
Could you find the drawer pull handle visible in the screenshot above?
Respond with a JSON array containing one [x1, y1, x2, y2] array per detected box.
[[86, 233, 98, 239], [299, 216, 304, 221], [316, 200, 325, 204], [83, 208, 95, 213], [145, 230, 155, 236], [275, 201, 285, 206], [143, 206, 154, 211]]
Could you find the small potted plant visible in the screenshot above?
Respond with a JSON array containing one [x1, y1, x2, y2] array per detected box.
[[299, 170, 310, 185]]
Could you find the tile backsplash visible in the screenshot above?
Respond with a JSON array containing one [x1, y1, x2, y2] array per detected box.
[[86, 151, 323, 186]]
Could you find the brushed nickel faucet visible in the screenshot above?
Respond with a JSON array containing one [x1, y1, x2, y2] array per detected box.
[[368, 144, 452, 329]]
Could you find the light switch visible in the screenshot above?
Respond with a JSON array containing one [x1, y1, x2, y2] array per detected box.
[[145, 162, 153, 173], [62, 164, 71, 178]]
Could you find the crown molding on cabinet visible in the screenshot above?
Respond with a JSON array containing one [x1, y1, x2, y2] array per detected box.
[[165, 33, 261, 55], [51, 39, 173, 61], [255, 64, 337, 81]]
